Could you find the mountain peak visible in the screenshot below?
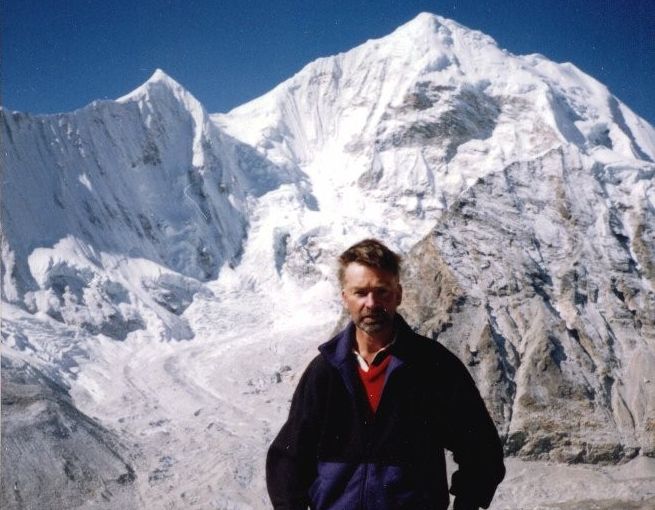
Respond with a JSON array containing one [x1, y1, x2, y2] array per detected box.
[[388, 11, 502, 57], [385, 11, 448, 44], [400, 12, 443, 32], [116, 68, 206, 120], [392, 12, 476, 39], [116, 68, 198, 108], [145, 68, 180, 88]]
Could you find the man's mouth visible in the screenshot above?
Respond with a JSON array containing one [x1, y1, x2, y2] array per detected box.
[[362, 311, 388, 321]]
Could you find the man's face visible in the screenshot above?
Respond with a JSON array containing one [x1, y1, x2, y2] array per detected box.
[[341, 262, 402, 336]]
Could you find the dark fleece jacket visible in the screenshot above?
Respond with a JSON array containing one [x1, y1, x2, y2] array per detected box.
[[266, 314, 505, 510]]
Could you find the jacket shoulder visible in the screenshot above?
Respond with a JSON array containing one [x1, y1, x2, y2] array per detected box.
[[407, 331, 468, 371], [295, 353, 337, 391], [401, 332, 481, 398]]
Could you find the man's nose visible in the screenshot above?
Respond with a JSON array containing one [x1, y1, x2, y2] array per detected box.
[[364, 292, 378, 308]]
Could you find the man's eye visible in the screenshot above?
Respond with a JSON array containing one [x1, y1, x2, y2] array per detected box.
[[354, 290, 367, 297]]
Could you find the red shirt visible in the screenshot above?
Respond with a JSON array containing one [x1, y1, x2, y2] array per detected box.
[[357, 354, 392, 413]]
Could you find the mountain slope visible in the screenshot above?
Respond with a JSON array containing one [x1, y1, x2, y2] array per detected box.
[[2, 353, 138, 509], [401, 146, 654, 462], [1, 70, 291, 340], [216, 12, 655, 225]]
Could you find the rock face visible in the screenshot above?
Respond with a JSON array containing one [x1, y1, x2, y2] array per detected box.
[[1, 355, 137, 509], [401, 147, 655, 463]]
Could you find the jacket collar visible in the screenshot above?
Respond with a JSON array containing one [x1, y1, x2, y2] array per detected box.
[[319, 314, 416, 398], [318, 313, 417, 368]]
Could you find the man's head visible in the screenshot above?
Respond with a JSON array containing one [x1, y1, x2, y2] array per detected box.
[[338, 239, 402, 337]]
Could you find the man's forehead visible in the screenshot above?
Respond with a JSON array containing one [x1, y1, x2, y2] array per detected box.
[[349, 282, 394, 289], [342, 262, 399, 286]]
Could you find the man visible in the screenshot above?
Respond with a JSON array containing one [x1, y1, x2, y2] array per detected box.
[[267, 239, 505, 510]]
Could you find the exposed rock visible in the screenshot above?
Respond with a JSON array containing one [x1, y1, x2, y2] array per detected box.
[[1, 355, 138, 509], [401, 146, 655, 463]]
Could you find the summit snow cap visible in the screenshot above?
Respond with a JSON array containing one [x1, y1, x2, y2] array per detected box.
[[216, 11, 654, 232], [117, 68, 206, 115]]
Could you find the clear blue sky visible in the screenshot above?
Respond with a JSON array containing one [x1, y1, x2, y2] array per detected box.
[[3, 0, 654, 126]]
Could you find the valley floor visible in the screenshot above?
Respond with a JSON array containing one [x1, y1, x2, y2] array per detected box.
[[488, 457, 655, 510]]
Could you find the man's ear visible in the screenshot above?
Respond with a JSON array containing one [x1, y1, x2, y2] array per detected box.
[[397, 283, 403, 306], [341, 289, 347, 305]]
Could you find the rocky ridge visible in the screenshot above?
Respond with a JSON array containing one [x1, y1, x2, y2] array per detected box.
[[401, 147, 654, 463]]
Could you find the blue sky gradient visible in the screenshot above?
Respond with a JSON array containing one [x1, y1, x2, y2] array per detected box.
[[3, 1, 654, 125]]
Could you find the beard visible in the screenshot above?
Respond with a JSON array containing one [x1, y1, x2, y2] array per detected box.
[[355, 308, 393, 334]]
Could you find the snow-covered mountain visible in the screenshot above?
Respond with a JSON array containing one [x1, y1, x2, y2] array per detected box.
[[217, 9, 655, 464], [216, 12, 654, 217], [2, 12, 654, 510]]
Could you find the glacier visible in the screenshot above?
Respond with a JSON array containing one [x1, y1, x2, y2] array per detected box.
[[2, 12, 655, 510]]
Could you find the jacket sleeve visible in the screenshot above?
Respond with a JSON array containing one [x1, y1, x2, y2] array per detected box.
[[443, 359, 506, 510], [266, 358, 323, 510]]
